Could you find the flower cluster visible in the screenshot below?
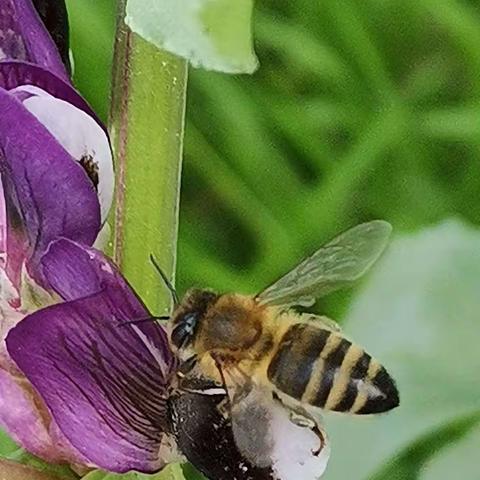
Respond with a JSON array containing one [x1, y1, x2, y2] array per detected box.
[[0, 0, 121, 468], [0, 2, 331, 479]]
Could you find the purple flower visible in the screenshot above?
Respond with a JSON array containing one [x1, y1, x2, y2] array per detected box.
[[0, 0, 113, 291], [7, 239, 175, 472], [0, 0, 68, 78], [0, 0, 114, 466]]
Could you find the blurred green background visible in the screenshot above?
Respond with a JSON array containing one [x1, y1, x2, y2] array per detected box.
[[64, 0, 480, 479]]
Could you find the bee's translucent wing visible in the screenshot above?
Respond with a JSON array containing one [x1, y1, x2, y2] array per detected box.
[[302, 314, 342, 332], [256, 220, 392, 307]]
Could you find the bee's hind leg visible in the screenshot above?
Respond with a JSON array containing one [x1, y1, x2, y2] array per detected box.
[[273, 393, 326, 456], [288, 411, 325, 455]]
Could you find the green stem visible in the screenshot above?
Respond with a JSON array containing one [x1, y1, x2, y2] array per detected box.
[[108, 1, 187, 315]]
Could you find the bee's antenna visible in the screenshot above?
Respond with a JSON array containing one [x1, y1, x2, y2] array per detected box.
[[149, 254, 179, 306], [117, 315, 170, 327]]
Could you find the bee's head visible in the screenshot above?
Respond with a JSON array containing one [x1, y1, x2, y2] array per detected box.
[[171, 289, 219, 350]]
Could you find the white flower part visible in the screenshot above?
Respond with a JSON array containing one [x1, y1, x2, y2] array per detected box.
[[19, 264, 57, 311], [269, 403, 330, 480], [16, 86, 114, 223], [230, 386, 331, 480], [11, 84, 49, 97], [93, 222, 111, 251], [0, 269, 21, 361], [0, 268, 18, 307], [131, 324, 170, 379]]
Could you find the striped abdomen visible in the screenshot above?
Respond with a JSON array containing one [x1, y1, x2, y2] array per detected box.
[[267, 323, 399, 414]]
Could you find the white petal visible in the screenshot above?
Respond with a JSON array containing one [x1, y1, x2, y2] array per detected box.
[[269, 403, 330, 480], [19, 89, 114, 223], [93, 222, 111, 251], [0, 268, 18, 305], [231, 386, 331, 480], [0, 269, 22, 362], [11, 85, 50, 98]]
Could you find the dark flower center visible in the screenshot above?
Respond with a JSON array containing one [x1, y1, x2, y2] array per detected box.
[[79, 154, 99, 190]]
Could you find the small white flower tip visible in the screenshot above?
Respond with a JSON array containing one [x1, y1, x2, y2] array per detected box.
[[269, 401, 331, 480], [18, 88, 114, 223], [231, 386, 331, 480]]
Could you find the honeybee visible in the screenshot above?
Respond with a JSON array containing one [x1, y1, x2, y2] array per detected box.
[[168, 221, 399, 476]]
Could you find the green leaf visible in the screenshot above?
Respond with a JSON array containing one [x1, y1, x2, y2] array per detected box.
[[0, 428, 20, 457], [420, 422, 480, 480], [125, 0, 258, 73], [0, 429, 78, 480], [4, 451, 78, 480], [370, 411, 480, 480], [322, 220, 480, 480], [81, 464, 185, 480], [64, 0, 116, 121], [0, 459, 65, 480]]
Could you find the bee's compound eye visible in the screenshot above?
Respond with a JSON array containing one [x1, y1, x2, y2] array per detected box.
[[171, 312, 198, 349]]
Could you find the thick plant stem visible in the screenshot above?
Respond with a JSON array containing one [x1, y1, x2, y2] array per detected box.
[[109, 1, 187, 315]]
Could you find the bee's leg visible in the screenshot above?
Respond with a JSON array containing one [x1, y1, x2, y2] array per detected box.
[[272, 393, 326, 456], [211, 355, 229, 396], [177, 355, 198, 375], [206, 354, 236, 420], [211, 355, 252, 399], [288, 410, 316, 428], [310, 424, 326, 456], [216, 396, 231, 418], [176, 355, 227, 397], [176, 380, 226, 397], [288, 411, 325, 455]]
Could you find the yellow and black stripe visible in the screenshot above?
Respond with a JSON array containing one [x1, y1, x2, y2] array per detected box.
[[267, 323, 399, 414]]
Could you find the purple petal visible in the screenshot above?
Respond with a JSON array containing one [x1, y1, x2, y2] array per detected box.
[[41, 238, 127, 299], [0, 88, 100, 287], [40, 239, 171, 356], [6, 284, 173, 473], [41, 239, 105, 300], [0, 367, 87, 465], [0, 0, 67, 79], [0, 61, 105, 131], [0, 63, 113, 221]]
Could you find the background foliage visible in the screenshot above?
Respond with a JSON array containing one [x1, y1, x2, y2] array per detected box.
[[60, 0, 480, 478]]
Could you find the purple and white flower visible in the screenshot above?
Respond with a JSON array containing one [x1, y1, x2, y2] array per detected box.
[[7, 239, 175, 472], [0, 0, 114, 467], [0, 0, 113, 291]]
